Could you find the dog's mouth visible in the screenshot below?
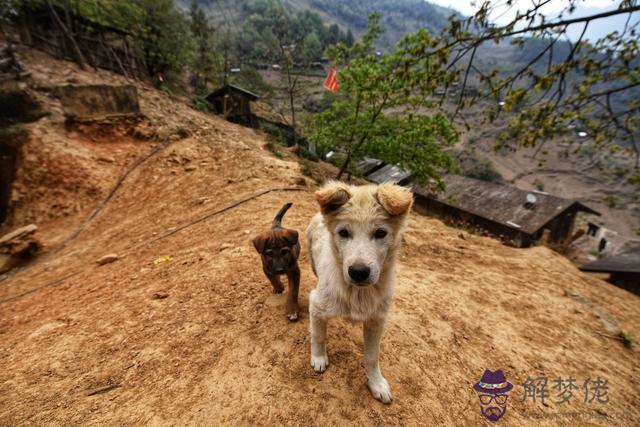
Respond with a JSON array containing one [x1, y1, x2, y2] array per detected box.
[[348, 279, 374, 287]]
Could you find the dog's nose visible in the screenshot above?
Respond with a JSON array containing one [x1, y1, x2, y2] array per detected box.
[[348, 265, 371, 283]]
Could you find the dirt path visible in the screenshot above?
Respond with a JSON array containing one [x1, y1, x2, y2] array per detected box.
[[1, 47, 639, 426]]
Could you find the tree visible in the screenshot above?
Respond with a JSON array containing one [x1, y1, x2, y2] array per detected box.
[[310, 13, 458, 186], [274, 25, 305, 146], [135, 0, 193, 79], [436, 0, 640, 171], [189, 1, 218, 93], [304, 32, 322, 62], [345, 29, 355, 47]]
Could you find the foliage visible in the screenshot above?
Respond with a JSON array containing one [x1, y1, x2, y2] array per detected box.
[[436, 0, 640, 177], [464, 159, 504, 184], [189, 1, 220, 93], [191, 96, 209, 112], [309, 13, 458, 186], [232, 0, 353, 63], [603, 195, 619, 208], [308, 0, 454, 50], [228, 66, 271, 96], [134, 0, 194, 78], [620, 331, 636, 349], [12, 0, 193, 80]]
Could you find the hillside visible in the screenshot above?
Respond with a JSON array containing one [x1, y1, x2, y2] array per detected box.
[[1, 45, 639, 425], [187, 0, 456, 50]]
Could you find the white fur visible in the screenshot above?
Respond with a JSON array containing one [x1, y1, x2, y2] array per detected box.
[[306, 184, 411, 404]]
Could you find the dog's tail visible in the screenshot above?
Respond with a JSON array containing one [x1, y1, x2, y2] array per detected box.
[[272, 202, 293, 229]]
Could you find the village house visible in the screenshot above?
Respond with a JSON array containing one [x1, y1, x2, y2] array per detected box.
[[358, 159, 600, 248], [411, 175, 600, 248], [205, 84, 259, 128], [580, 246, 640, 294]]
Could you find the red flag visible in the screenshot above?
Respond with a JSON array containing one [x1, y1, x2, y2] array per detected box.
[[323, 66, 339, 93]]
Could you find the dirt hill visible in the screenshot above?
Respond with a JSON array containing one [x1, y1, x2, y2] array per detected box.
[[1, 46, 639, 426]]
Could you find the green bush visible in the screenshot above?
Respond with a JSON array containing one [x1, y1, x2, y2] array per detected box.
[[191, 96, 209, 112]]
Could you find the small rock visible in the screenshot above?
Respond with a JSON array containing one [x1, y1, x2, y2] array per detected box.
[[152, 291, 169, 299], [219, 243, 233, 252], [97, 155, 115, 163], [97, 254, 120, 265], [295, 177, 307, 187], [0, 224, 37, 246], [0, 224, 41, 273], [184, 165, 196, 172], [458, 233, 465, 240]]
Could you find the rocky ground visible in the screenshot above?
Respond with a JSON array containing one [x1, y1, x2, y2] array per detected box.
[[0, 46, 639, 426]]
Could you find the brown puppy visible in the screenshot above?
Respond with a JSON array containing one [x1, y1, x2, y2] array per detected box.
[[252, 203, 301, 321]]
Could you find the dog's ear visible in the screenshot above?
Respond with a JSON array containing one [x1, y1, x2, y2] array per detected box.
[[281, 229, 299, 246], [315, 181, 351, 213], [376, 183, 414, 216], [252, 234, 267, 253]]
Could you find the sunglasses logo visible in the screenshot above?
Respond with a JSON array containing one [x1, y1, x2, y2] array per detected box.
[[473, 370, 513, 422]]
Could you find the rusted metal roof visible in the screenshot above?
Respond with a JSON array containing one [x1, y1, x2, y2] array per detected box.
[[206, 84, 259, 101], [580, 246, 640, 274], [367, 164, 412, 185], [413, 174, 600, 236]]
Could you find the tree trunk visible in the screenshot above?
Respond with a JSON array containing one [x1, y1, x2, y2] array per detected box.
[[47, 0, 86, 70], [336, 152, 352, 180], [288, 85, 297, 146]]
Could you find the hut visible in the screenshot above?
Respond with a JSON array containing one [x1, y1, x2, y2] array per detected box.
[[580, 247, 640, 294], [412, 175, 600, 248], [205, 84, 259, 127]]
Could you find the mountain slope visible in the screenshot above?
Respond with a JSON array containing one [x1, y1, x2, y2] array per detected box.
[[187, 0, 457, 49], [295, 0, 456, 46], [0, 45, 639, 425]]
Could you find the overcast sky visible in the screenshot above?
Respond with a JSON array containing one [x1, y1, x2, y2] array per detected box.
[[427, 0, 639, 41]]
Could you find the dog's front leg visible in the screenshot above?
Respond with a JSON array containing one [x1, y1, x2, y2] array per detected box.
[[309, 292, 329, 372], [285, 266, 300, 321], [265, 271, 284, 293], [363, 318, 392, 403]]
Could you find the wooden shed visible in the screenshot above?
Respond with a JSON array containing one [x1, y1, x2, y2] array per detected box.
[[580, 247, 640, 294], [412, 175, 600, 248], [205, 84, 259, 127]]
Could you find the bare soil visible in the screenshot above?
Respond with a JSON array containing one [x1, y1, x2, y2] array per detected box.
[[1, 47, 639, 426]]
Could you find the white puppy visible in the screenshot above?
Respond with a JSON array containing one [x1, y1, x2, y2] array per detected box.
[[306, 181, 413, 403]]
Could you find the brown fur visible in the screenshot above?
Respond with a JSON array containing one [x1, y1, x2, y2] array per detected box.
[[252, 205, 301, 322]]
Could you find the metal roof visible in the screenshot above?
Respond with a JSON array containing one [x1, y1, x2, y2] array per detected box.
[[367, 164, 412, 185], [357, 158, 384, 175], [413, 174, 600, 236], [580, 247, 640, 274], [205, 84, 259, 101]]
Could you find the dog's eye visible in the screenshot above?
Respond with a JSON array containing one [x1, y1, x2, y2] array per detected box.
[[373, 228, 388, 239], [281, 247, 290, 253], [264, 249, 274, 256], [338, 229, 350, 239]]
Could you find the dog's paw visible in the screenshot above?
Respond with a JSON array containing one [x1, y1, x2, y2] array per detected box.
[[287, 311, 299, 322], [311, 353, 329, 373], [368, 377, 392, 404]]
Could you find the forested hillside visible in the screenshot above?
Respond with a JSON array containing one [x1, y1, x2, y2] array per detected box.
[[186, 0, 455, 50]]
